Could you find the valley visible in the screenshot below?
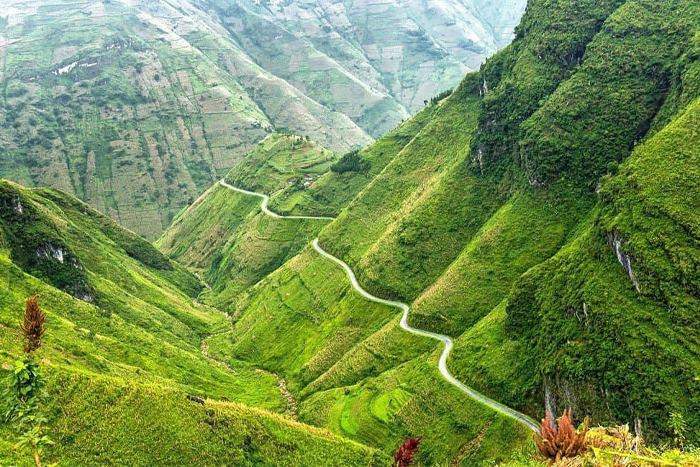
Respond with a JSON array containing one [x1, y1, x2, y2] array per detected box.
[[2, 0, 700, 466], [219, 169, 539, 430]]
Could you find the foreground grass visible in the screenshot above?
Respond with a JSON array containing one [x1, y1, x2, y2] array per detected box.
[[0, 372, 384, 466]]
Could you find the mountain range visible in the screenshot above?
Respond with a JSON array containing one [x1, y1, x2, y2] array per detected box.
[[0, 0, 524, 239], [1, 0, 700, 465]]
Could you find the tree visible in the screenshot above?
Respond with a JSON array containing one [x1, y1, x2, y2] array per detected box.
[[669, 412, 687, 449], [392, 436, 422, 467], [2, 295, 52, 467], [330, 150, 368, 174]]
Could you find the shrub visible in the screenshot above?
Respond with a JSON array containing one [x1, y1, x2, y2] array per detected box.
[[392, 436, 422, 467], [535, 408, 589, 464], [2, 296, 52, 467]]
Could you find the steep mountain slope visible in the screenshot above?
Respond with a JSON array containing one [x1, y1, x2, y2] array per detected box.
[[162, 0, 700, 461], [158, 104, 441, 309], [199, 0, 527, 123], [0, 0, 525, 239], [163, 81, 535, 464], [504, 76, 700, 436], [0, 179, 384, 465], [5, 0, 699, 464], [0, 179, 281, 406]]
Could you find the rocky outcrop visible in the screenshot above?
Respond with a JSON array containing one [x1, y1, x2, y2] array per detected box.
[[606, 231, 641, 292]]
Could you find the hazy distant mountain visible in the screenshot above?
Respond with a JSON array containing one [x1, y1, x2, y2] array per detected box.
[[0, 0, 523, 238], [197, 0, 527, 134]]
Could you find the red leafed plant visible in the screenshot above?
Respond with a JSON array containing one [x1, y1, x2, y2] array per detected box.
[[21, 295, 46, 354], [535, 408, 590, 464], [392, 436, 423, 467]]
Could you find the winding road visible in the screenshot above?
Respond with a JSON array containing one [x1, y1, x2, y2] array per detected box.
[[220, 180, 335, 220], [219, 180, 539, 432]]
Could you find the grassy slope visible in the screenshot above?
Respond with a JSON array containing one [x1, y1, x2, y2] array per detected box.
[[0, 179, 386, 465], [192, 0, 700, 460], [225, 133, 337, 195], [449, 0, 700, 439], [208, 245, 531, 465], [440, 0, 700, 441], [0, 179, 282, 407], [156, 184, 260, 269], [158, 106, 439, 308], [505, 93, 700, 439], [204, 85, 533, 464], [157, 133, 339, 307], [0, 373, 384, 466], [269, 104, 440, 217]]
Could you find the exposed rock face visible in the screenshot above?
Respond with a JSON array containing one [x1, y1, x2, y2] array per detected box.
[[36, 244, 83, 270], [607, 231, 641, 292], [12, 196, 22, 214]]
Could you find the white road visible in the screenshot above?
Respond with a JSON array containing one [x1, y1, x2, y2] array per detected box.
[[312, 239, 539, 432], [220, 180, 540, 432], [220, 180, 335, 220]]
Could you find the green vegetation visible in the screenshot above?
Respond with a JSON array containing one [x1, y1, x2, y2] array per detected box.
[[224, 133, 338, 214], [2, 296, 51, 467], [330, 151, 369, 174], [498, 424, 700, 466], [0, 180, 282, 406], [159, 134, 336, 307], [0, 373, 384, 466], [5, 0, 700, 464], [0, 179, 387, 465], [0, 0, 371, 239], [177, 0, 700, 461], [269, 103, 441, 217], [206, 245, 530, 464]]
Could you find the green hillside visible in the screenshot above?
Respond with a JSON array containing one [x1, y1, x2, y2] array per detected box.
[[225, 134, 337, 195], [0, 0, 526, 239], [0, 179, 383, 465], [0, 373, 383, 466], [0, 179, 282, 406], [160, 1, 700, 463], [157, 113, 441, 308], [157, 134, 339, 308], [311, 0, 700, 442], [5, 0, 700, 464]]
